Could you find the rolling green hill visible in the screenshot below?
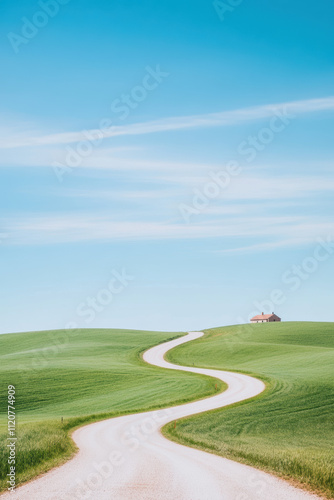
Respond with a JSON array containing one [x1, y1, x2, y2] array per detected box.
[[0, 328, 221, 491], [164, 322, 334, 499], [1, 323, 333, 498]]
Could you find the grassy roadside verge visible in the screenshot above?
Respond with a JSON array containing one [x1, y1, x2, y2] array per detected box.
[[163, 322, 334, 499], [0, 328, 224, 492]]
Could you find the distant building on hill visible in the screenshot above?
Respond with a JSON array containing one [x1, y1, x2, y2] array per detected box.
[[250, 312, 281, 323]]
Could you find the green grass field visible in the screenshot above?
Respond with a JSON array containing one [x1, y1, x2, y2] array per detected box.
[[0, 328, 222, 491], [1, 323, 333, 498], [164, 322, 334, 499]]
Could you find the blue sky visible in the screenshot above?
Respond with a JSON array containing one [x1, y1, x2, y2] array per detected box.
[[1, 0, 334, 334]]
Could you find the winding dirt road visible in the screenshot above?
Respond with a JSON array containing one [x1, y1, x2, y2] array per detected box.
[[2, 332, 322, 499]]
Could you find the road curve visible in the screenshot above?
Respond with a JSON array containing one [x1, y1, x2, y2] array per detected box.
[[2, 332, 322, 500]]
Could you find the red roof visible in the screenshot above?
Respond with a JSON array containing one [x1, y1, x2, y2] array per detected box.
[[251, 314, 275, 320]]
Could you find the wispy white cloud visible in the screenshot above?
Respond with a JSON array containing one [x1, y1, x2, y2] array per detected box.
[[16, 174, 334, 206], [57, 187, 180, 201], [1, 96, 334, 150], [0, 145, 141, 169], [211, 176, 334, 201], [0, 143, 213, 172], [2, 212, 333, 250], [170, 174, 334, 204], [214, 238, 314, 254]]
